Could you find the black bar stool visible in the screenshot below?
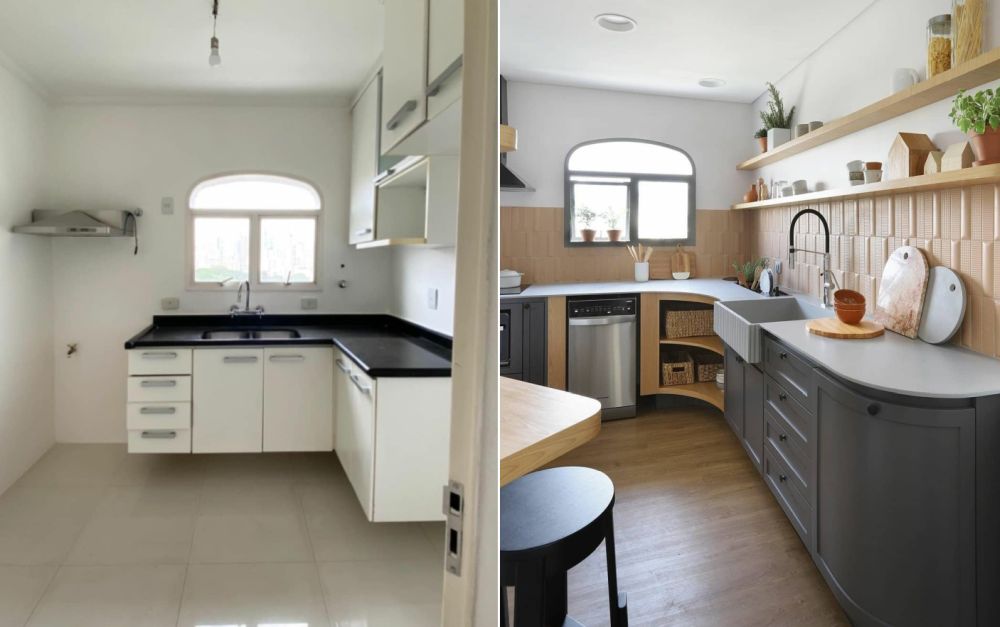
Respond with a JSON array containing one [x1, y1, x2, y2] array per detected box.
[[500, 466, 628, 627]]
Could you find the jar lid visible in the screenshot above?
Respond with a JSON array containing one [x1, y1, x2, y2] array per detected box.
[[929, 13, 952, 26]]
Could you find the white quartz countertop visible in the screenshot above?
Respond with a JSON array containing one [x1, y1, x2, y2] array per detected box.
[[501, 278, 766, 301]]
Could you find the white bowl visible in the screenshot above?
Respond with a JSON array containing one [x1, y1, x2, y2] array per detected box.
[[499, 269, 523, 289], [672, 272, 690, 280]]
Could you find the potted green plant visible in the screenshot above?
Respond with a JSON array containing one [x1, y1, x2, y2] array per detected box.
[[949, 88, 1000, 165], [754, 128, 768, 154], [577, 207, 597, 242], [602, 208, 622, 242], [760, 82, 796, 151]]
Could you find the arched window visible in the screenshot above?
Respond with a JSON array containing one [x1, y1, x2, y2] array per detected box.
[[564, 139, 696, 246], [188, 173, 321, 288]]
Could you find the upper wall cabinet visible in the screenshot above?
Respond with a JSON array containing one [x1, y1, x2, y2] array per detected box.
[[381, 0, 429, 153], [426, 0, 463, 121], [349, 73, 380, 245]]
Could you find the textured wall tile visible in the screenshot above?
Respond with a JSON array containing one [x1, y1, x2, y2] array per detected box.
[[876, 196, 893, 236], [932, 191, 942, 238], [853, 236, 868, 275], [870, 237, 888, 280]]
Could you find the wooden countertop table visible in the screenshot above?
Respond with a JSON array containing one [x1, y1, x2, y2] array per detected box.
[[500, 377, 602, 486]]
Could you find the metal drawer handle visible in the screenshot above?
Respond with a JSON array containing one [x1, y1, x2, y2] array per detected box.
[[350, 373, 372, 395], [867, 403, 880, 416], [140, 379, 177, 388], [140, 406, 177, 415], [778, 433, 787, 442], [223, 356, 258, 364], [355, 227, 373, 237], [141, 430, 177, 439], [778, 474, 788, 483], [779, 352, 788, 360], [778, 392, 787, 401], [335, 358, 351, 373], [141, 351, 177, 359], [269, 355, 305, 362], [500, 360, 511, 367], [427, 56, 463, 97], [386, 99, 417, 131]]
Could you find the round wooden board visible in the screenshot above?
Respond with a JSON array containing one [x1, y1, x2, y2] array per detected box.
[[806, 318, 885, 339]]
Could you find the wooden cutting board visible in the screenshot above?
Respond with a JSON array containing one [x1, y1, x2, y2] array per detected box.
[[872, 246, 930, 338], [807, 318, 885, 339]]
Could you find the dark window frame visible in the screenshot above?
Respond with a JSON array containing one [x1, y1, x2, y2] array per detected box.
[[563, 138, 696, 248]]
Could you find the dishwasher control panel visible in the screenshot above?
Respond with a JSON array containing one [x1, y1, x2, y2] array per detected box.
[[569, 297, 636, 318]]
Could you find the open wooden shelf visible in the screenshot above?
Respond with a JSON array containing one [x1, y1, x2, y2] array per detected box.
[[657, 382, 724, 411], [732, 163, 1000, 210], [737, 47, 1000, 171], [500, 124, 518, 153], [660, 335, 724, 355]]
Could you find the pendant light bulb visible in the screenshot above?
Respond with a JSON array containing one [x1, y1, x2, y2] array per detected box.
[[209, 36, 221, 66]]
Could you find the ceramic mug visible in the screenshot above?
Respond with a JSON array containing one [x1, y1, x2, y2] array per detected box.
[[792, 180, 808, 194], [891, 68, 919, 94], [634, 262, 649, 282], [846, 160, 864, 172], [864, 169, 883, 184], [808, 121, 823, 132]]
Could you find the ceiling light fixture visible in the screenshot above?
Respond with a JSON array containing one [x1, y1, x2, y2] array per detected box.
[[595, 13, 637, 32], [698, 78, 726, 88], [209, 0, 221, 67]]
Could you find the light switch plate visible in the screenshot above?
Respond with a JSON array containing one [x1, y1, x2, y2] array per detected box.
[[161, 297, 180, 310], [427, 288, 438, 310], [300, 298, 318, 310], [161, 197, 174, 215]]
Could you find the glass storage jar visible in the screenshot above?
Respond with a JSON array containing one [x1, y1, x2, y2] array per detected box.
[[953, 0, 985, 65], [927, 14, 953, 77]]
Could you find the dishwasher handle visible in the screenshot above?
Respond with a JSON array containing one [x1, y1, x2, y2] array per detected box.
[[568, 315, 636, 327]]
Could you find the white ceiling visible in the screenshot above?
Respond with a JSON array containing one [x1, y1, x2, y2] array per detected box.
[[0, 0, 384, 104], [500, 0, 877, 103]]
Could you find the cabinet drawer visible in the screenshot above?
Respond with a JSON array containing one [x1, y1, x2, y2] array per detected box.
[[127, 428, 191, 453], [128, 349, 192, 376], [764, 409, 809, 497], [126, 402, 191, 430], [127, 376, 191, 403], [763, 445, 812, 548], [765, 376, 813, 443], [763, 336, 813, 411]]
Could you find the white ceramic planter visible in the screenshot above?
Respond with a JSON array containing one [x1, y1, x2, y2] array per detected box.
[[767, 128, 791, 151]]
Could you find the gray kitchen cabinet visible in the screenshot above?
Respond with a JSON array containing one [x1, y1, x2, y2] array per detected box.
[[723, 348, 763, 473], [723, 348, 744, 436], [500, 299, 546, 386]]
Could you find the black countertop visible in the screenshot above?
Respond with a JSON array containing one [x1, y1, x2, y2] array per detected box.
[[124, 314, 452, 377]]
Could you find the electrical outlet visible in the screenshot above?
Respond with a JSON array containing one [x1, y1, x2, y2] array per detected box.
[[427, 288, 438, 310], [301, 298, 318, 310], [774, 259, 783, 274], [161, 197, 174, 215], [161, 297, 180, 310]]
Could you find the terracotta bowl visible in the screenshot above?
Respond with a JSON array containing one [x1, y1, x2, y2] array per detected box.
[[834, 305, 865, 325], [834, 289, 865, 306], [865, 161, 883, 170]]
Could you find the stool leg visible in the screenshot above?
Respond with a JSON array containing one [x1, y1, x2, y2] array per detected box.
[[500, 586, 509, 627], [544, 571, 568, 625], [605, 514, 628, 627], [513, 561, 545, 627]]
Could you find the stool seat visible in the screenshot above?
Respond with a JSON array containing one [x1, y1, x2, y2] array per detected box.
[[501, 466, 614, 554]]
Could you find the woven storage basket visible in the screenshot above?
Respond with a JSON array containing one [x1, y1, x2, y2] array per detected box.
[[695, 353, 724, 383], [662, 351, 694, 386], [664, 308, 714, 338]]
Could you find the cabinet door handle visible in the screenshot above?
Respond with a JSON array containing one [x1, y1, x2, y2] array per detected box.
[[779, 351, 788, 360], [778, 433, 787, 442], [778, 474, 788, 483], [354, 227, 373, 237], [350, 373, 372, 395], [140, 379, 177, 388], [141, 430, 177, 439], [269, 355, 305, 362], [426, 56, 463, 97], [223, 356, 258, 364], [778, 392, 787, 401], [386, 100, 417, 131], [335, 358, 351, 373], [373, 168, 396, 184], [141, 351, 177, 359], [867, 403, 880, 416], [140, 406, 177, 415]]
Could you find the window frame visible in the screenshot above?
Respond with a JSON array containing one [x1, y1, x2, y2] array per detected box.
[[563, 138, 696, 248], [185, 172, 323, 292]]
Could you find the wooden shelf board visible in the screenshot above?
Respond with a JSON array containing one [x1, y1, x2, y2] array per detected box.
[[660, 335, 724, 355], [500, 124, 518, 153], [656, 382, 724, 411], [736, 47, 1000, 171], [355, 236, 427, 249], [732, 163, 1000, 210]]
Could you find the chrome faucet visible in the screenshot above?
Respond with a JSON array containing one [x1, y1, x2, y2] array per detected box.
[[230, 280, 264, 316], [788, 208, 839, 308]]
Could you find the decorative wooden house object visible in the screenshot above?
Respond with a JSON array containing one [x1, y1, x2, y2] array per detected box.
[[924, 150, 944, 174], [942, 141, 975, 171], [887, 132, 937, 179]]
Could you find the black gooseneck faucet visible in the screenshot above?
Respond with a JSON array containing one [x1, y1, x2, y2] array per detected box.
[[788, 208, 838, 308]]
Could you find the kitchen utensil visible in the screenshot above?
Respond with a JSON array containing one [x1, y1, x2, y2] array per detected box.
[[917, 266, 967, 344], [891, 68, 919, 93], [671, 244, 693, 277], [834, 304, 865, 324], [807, 318, 885, 339], [864, 169, 883, 183], [834, 289, 865, 305], [872, 246, 930, 338], [500, 269, 523, 289], [759, 268, 776, 295]]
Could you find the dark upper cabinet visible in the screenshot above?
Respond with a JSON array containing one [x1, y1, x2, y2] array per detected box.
[[500, 299, 547, 386]]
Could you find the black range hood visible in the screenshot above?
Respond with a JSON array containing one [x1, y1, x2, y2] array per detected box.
[[500, 76, 532, 192]]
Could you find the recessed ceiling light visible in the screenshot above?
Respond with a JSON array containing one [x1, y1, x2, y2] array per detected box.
[[698, 78, 726, 88], [595, 13, 637, 32]]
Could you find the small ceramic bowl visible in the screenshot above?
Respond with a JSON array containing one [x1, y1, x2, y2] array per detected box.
[[865, 161, 883, 170], [846, 160, 864, 172], [672, 272, 690, 280], [835, 305, 865, 325], [834, 289, 865, 305], [864, 169, 883, 184], [792, 180, 808, 194]]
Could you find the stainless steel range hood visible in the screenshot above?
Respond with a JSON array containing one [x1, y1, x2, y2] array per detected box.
[[13, 209, 141, 236]]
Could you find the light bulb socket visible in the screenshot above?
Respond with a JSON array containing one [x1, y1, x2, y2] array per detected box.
[[209, 36, 221, 66]]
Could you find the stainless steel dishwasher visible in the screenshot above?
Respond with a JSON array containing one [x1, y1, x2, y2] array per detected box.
[[567, 296, 637, 420]]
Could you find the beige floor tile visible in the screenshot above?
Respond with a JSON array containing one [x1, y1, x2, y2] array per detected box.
[[0, 566, 56, 626], [200, 453, 301, 486], [65, 515, 195, 565], [109, 453, 207, 487], [198, 482, 301, 517], [26, 564, 185, 627], [0, 486, 103, 566], [16, 444, 126, 488], [318, 558, 442, 627], [92, 484, 202, 518], [190, 514, 313, 563], [177, 562, 329, 627]]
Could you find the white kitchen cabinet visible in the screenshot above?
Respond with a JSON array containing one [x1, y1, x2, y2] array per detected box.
[[128, 348, 192, 376], [380, 0, 428, 154], [126, 351, 192, 454], [335, 355, 377, 519], [426, 0, 463, 121], [263, 347, 333, 452], [192, 348, 264, 453], [349, 73, 380, 245]]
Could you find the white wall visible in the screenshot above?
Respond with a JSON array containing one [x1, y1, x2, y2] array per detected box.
[[499, 81, 754, 209], [751, 0, 1000, 190], [43, 104, 394, 442], [391, 247, 456, 335], [0, 61, 54, 492]]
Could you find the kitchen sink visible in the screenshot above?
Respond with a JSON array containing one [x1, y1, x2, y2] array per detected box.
[[202, 330, 251, 340], [201, 328, 301, 340], [714, 297, 830, 363], [251, 329, 300, 339]]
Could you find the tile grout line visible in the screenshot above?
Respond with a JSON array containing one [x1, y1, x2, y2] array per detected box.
[[293, 482, 335, 627], [21, 564, 61, 627]]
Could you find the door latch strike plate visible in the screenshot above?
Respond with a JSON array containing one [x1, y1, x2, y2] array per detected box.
[[442, 480, 464, 576]]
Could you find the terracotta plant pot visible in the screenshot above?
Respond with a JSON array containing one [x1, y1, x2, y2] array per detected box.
[[606, 229, 622, 242], [757, 136, 768, 153], [969, 127, 1000, 166], [580, 228, 596, 242], [743, 184, 758, 203]]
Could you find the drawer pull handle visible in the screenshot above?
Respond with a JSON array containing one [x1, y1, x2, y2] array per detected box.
[[223, 356, 258, 364], [778, 392, 787, 401], [385, 99, 417, 131], [141, 351, 178, 359], [269, 355, 305, 362], [426, 56, 463, 97], [778, 474, 788, 483], [350, 373, 372, 395], [140, 430, 177, 439], [140, 406, 177, 415], [140, 379, 177, 388], [354, 227, 373, 237], [335, 358, 351, 373], [867, 403, 880, 416], [779, 352, 788, 360], [778, 433, 787, 442]]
